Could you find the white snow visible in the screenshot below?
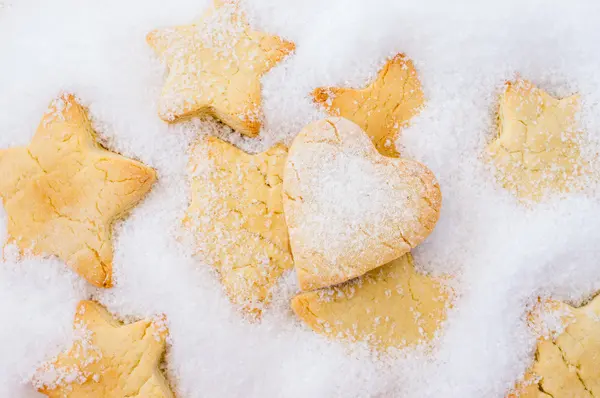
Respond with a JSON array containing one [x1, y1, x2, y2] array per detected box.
[[2, 0, 600, 397]]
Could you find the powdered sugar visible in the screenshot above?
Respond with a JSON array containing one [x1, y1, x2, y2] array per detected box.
[[297, 148, 413, 261], [32, 321, 101, 391]]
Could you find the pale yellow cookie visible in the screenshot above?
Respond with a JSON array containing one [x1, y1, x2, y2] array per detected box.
[[283, 117, 441, 291], [33, 300, 173, 398], [0, 94, 156, 287], [291, 254, 449, 349], [487, 79, 587, 202], [312, 54, 424, 157], [147, 0, 295, 136], [183, 136, 293, 315], [507, 296, 600, 397]]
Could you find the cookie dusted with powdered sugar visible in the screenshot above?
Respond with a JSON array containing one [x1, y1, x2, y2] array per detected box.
[[313, 54, 424, 158], [487, 79, 589, 202], [147, 0, 295, 136], [183, 136, 293, 316], [33, 301, 173, 397], [291, 254, 450, 349], [0, 94, 156, 287], [283, 117, 441, 291]]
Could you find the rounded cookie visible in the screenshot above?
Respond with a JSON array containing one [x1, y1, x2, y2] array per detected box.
[[283, 117, 441, 290]]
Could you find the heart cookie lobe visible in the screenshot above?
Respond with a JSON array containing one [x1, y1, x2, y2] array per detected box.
[[283, 117, 441, 291]]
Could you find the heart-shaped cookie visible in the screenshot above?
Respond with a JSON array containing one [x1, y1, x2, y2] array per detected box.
[[283, 117, 441, 290]]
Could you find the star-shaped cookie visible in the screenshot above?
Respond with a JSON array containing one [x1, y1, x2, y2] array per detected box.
[[183, 135, 293, 316], [487, 79, 587, 202], [507, 296, 600, 397], [291, 254, 449, 349], [33, 301, 172, 397], [312, 54, 424, 157], [0, 94, 156, 287], [147, 0, 295, 136]]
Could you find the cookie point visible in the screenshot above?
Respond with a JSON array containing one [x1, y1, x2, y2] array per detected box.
[[59, 92, 76, 103], [281, 39, 296, 55], [389, 53, 408, 66], [143, 165, 158, 186], [102, 275, 113, 288], [146, 29, 162, 47], [290, 295, 308, 317], [238, 118, 261, 137], [312, 87, 330, 104]]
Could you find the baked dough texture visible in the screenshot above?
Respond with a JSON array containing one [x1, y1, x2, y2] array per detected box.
[[283, 117, 441, 291], [507, 296, 600, 397], [146, 0, 295, 136], [183, 135, 293, 315], [488, 79, 586, 201], [0, 94, 156, 287], [313, 54, 424, 157], [33, 300, 173, 398], [291, 254, 449, 349]]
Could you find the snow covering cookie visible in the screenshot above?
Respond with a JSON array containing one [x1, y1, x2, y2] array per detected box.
[[183, 136, 293, 315], [487, 79, 587, 202], [507, 296, 600, 397], [313, 54, 424, 157], [0, 94, 156, 287], [33, 300, 173, 397], [146, 0, 295, 137], [283, 118, 441, 291], [291, 254, 449, 349]]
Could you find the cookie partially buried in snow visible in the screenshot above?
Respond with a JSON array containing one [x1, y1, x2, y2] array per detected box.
[[283, 117, 441, 291], [146, 0, 295, 137], [313, 54, 424, 158], [183, 136, 293, 316], [0, 94, 156, 287], [487, 79, 589, 202], [291, 253, 450, 349], [507, 296, 600, 398], [33, 300, 173, 398]]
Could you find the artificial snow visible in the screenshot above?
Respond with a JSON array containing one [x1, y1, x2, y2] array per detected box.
[[2, 0, 600, 397]]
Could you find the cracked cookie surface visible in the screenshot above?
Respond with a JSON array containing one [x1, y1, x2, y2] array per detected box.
[[33, 300, 173, 398], [508, 296, 600, 397], [312, 54, 424, 157], [487, 79, 587, 202], [283, 117, 441, 291], [183, 136, 293, 315], [146, 0, 295, 137], [291, 254, 449, 349], [0, 94, 156, 287]]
